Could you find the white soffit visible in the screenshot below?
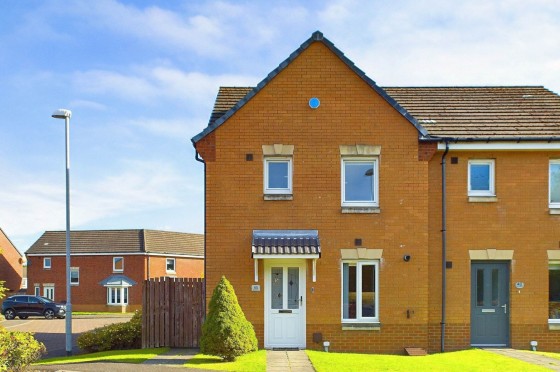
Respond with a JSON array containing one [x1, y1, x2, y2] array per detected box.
[[437, 142, 560, 151]]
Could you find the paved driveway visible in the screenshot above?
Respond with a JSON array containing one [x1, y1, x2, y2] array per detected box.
[[1, 314, 132, 358]]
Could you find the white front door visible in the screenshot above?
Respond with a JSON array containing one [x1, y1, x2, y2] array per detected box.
[[264, 260, 306, 349]]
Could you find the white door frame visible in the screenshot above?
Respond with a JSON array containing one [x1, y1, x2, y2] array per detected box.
[[264, 259, 306, 349]]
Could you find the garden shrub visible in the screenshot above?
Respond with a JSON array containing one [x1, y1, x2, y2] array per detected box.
[[77, 310, 142, 352], [200, 276, 258, 361], [0, 329, 45, 372]]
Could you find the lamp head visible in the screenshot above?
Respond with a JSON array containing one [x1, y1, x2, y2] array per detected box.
[[52, 109, 72, 119]]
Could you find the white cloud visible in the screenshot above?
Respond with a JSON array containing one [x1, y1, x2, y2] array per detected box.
[[72, 66, 257, 105], [69, 99, 107, 111]]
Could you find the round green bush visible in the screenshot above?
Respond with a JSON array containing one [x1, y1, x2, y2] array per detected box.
[[200, 276, 258, 361], [0, 329, 45, 372]]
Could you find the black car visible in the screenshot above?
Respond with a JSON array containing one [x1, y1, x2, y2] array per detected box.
[[1, 295, 66, 320]]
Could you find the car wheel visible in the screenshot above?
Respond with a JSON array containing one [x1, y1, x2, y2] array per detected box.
[[18, 315, 28, 319], [4, 309, 16, 320], [44, 309, 55, 319]]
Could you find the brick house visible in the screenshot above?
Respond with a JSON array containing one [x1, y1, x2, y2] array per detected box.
[[26, 229, 204, 312], [192, 31, 560, 353], [0, 228, 25, 294]]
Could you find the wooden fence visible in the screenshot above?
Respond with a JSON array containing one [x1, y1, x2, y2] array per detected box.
[[142, 277, 205, 348]]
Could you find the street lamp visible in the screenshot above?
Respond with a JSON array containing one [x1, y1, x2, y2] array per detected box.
[[51, 108, 72, 356]]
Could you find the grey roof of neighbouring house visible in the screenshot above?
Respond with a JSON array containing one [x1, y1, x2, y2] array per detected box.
[[26, 229, 204, 257], [251, 230, 321, 257], [204, 85, 560, 141]]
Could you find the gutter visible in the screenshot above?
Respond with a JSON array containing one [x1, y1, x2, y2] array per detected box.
[[194, 150, 207, 318], [440, 141, 449, 352]]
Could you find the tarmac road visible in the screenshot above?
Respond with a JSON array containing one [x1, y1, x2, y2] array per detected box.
[[1, 314, 132, 358]]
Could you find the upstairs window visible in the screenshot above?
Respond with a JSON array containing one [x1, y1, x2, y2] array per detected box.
[[550, 160, 560, 208], [113, 257, 124, 272], [166, 258, 176, 273], [70, 267, 79, 285], [43, 257, 51, 269], [468, 160, 495, 197], [264, 158, 292, 194], [342, 158, 378, 207]]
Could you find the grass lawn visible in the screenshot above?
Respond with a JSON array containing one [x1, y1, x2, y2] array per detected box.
[[306, 349, 550, 372], [33, 348, 169, 365], [185, 350, 266, 371]]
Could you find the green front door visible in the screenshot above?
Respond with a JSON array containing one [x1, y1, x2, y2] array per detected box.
[[471, 262, 510, 346]]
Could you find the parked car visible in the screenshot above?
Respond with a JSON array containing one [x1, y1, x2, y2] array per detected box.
[[1, 295, 66, 320]]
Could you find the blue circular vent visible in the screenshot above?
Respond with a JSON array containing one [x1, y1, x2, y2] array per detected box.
[[309, 97, 320, 109]]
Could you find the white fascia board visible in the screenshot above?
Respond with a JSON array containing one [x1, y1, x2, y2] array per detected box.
[[26, 252, 203, 259], [437, 142, 560, 151]]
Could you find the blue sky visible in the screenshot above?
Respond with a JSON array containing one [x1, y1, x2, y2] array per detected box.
[[1, 0, 559, 252]]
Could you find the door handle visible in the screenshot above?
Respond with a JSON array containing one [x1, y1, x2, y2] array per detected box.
[[501, 304, 507, 314], [300, 296, 303, 306]]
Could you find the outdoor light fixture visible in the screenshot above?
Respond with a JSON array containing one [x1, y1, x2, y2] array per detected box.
[[51, 108, 73, 356]]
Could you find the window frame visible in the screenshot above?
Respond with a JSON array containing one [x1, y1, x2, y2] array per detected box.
[[34, 286, 40, 296], [43, 285, 54, 300], [341, 157, 379, 207], [468, 159, 495, 197], [107, 286, 129, 306], [549, 262, 560, 323], [549, 160, 560, 208], [43, 257, 51, 269], [70, 267, 79, 286], [113, 257, 124, 272], [166, 258, 176, 273], [340, 260, 379, 323], [264, 157, 293, 195]]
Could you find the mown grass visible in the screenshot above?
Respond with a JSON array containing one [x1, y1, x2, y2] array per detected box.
[[306, 349, 550, 372], [185, 350, 266, 371], [33, 347, 169, 365]]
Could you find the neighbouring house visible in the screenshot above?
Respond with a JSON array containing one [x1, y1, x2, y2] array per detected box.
[[0, 228, 25, 295], [192, 31, 560, 353], [26, 229, 204, 312]]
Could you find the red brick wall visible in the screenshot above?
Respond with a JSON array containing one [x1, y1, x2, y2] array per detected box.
[[26, 255, 147, 311], [199, 41, 431, 353], [148, 256, 204, 278], [0, 230, 23, 293], [428, 151, 560, 352]]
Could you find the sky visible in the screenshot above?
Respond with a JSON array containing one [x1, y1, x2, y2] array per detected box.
[[1, 0, 560, 253]]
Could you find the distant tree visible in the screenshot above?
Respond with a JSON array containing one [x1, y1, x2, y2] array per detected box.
[[200, 276, 258, 361]]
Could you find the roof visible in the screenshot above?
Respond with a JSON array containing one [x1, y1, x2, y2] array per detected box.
[[192, 31, 427, 144], [251, 230, 321, 257], [384, 86, 560, 140], [204, 86, 560, 141], [0, 227, 23, 258], [99, 274, 137, 287], [26, 229, 204, 257]]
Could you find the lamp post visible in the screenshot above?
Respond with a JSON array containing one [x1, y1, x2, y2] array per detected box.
[[51, 108, 72, 356]]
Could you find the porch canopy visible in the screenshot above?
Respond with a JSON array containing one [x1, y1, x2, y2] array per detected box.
[[98, 274, 137, 287], [251, 230, 321, 282]]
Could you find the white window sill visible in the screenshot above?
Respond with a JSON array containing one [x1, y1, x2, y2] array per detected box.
[[342, 322, 381, 331], [264, 194, 293, 201], [549, 208, 560, 215], [548, 321, 560, 330], [468, 196, 498, 203], [107, 303, 128, 306], [341, 206, 380, 214]]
